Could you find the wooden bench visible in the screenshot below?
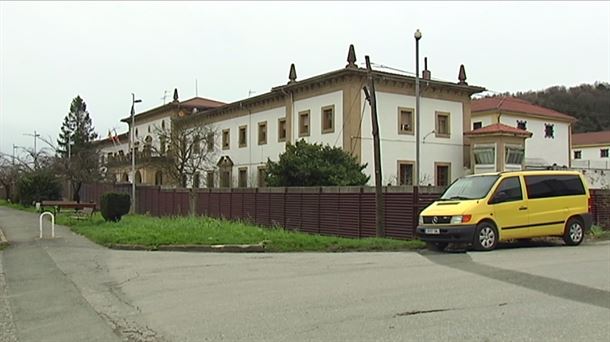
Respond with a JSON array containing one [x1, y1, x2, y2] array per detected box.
[[40, 201, 97, 217]]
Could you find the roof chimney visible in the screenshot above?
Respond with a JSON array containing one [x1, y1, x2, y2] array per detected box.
[[173, 88, 179, 102], [288, 63, 297, 84], [422, 57, 431, 80], [458, 65, 468, 85], [346, 44, 357, 69]]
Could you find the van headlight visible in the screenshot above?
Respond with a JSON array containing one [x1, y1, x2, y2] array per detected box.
[[451, 215, 472, 224]]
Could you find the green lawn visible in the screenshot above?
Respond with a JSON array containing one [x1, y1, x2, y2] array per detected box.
[[0, 199, 424, 252]]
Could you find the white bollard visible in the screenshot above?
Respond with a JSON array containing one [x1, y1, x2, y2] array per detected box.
[[39, 212, 55, 239]]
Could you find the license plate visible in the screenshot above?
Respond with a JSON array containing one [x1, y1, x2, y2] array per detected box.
[[425, 228, 440, 235]]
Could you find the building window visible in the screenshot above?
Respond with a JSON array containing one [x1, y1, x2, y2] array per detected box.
[[154, 171, 163, 185], [135, 171, 142, 184], [193, 135, 201, 154], [135, 128, 139, 138], [160, 136, 166, 154], [601, 149, 609, 158], [435, 163, 451, 187], [238, 167, 248, 187], [473, 121, 482, 130], [517, 120, 527, 130], [278, 118, 287, 142], [258, 121, 267, 145], [397, 161, 414, 186], [222, 129, 230, 150], [505, 146, 525, 165], [321, 105, 335, 134], [299, 110, 310, 137], [207, 132, 214, 152], [398, 107, 414, 134], [206, 171, 215, 188], [161, 120, 166, 130], [544, 123, 554, 138], [574, 150, 582, 159], [193, 173, 200, 188], [258, 166, 267, 188], [473, 145, 495, 165], [435, 112, 450, 138], [220, 169, 231, 188], [239, 125, 247, 147]]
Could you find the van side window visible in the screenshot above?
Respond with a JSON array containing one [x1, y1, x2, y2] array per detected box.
[[525, 175, 585, 199], [491, 176, 522, 203]]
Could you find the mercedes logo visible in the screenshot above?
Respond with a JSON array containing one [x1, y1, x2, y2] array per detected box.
[[432, 216, 438, 224]]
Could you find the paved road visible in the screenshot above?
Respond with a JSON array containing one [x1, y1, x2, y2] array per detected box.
[[1, 207, 609, 342]]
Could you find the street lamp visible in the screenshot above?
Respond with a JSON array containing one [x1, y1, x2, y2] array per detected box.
[[130, 94, 142, 214], [414, 29, 422, 187], [23, 130, 40, 167]]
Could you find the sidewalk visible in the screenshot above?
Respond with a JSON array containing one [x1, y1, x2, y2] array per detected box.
[[0, 207, 122, 342]]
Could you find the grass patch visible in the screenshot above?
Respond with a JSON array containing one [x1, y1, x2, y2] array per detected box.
[[54, 213, 424, 252], [588, 225, 610, 240], [0, 199, 37, 212]]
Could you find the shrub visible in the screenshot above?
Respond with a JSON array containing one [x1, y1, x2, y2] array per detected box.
[[16, 170, 62, 206], [100, 192, 131, 222]]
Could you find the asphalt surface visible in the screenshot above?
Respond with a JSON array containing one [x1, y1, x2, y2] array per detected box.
[[1, 206, 609, 342]]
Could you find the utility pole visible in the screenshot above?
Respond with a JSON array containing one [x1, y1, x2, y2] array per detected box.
[[130, 93, 142, 214], [23, 130, 40, 168], [364, 55, 385, 238], [414, 29, 422, 186]]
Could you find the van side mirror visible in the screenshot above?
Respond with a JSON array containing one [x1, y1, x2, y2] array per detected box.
[[490, 191, 508, 204]]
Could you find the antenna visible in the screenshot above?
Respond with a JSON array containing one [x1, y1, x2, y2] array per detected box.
[[248, 90, 256, 98], [195, 79, 199, 97], [161, 90, 169, 105]]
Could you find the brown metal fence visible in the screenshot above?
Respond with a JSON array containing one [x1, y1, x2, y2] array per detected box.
[[79, 183, 610, 239], [79, 184, 443, 239]]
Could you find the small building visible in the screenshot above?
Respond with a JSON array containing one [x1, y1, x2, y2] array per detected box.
[[571, 130, 610, 169], [471, 97, 576, 168], [464, 123, 532, 174]]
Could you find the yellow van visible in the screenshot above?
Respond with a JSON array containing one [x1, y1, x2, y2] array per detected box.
[[416, 170, 592, 251]]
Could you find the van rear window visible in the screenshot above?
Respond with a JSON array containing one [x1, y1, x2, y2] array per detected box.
[[524, 175, 585, 199]]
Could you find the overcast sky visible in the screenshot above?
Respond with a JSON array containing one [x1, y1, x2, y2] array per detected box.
[[1, 1, 609, 157]]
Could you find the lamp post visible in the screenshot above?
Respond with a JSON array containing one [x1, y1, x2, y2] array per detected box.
[[130, 93, 142, 214], [23, 130, 40, 168], [414, 29, 422, 187]]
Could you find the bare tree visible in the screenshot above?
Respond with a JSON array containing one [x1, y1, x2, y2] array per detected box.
[[148, 123, 218, 188]]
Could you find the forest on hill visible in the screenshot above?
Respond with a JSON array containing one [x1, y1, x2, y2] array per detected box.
[[485, 82, 610, 133]]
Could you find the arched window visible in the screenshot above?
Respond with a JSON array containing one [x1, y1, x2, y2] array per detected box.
[[122, 172, 129, 182], [135, 171, 142, 184], [161, 120, 166, 130], [154, 171, 163, 185]]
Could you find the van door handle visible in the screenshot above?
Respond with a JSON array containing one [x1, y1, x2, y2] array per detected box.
[[519, 206, 528, 211]]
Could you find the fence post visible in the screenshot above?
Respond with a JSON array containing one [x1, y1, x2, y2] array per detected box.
[[358, 187, 363, 238]]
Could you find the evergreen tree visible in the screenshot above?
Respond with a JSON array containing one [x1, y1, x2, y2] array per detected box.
[[56, 96, 100, 201], [57, 96, 98, 157]]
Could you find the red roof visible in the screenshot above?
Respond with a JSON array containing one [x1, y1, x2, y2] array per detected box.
[[572, 130, 610, 146], [180, 97, 225, 109], [465, 123, 532, 137], [472, 97, 575, 122]]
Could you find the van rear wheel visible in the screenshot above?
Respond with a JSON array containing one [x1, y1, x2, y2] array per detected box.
[[473, 222, 498, 251], [563, 218, 584, 246]]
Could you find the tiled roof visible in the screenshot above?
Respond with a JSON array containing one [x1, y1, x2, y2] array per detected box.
[[464, 123, 532, 137], [472, 97, 576, 122], [180, 97, 225, 109], [572, 130, 610, 146]]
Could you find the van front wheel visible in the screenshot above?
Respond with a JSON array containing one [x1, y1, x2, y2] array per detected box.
[[473, 222, 498, 251], [563, 218, 584, 246]]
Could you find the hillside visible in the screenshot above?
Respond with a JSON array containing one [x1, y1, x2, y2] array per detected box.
[[485, 82, 610, 133]]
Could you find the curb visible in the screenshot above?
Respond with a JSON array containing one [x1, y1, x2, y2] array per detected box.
[[0, 228, 8, 248], [108, 243, 265, 253]]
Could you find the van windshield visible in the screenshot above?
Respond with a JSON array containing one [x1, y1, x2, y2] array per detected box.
[[439, 175, 500, 200]]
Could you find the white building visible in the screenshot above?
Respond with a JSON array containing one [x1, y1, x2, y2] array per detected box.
[[470, 97, 576, 168], [177, 46, 485, 188], [572, 130, 610, 169]]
